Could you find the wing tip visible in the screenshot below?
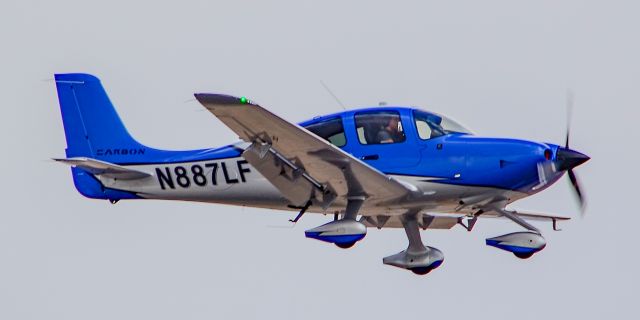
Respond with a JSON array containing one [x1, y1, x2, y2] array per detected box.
[[194, 93, 255, 106]]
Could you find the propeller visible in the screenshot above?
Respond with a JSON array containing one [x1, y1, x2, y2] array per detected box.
[[565, 90, 573, 149], [558, 90, 589, 216]]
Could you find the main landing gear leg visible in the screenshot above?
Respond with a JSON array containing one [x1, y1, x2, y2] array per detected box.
[[383, 212, 444, 275]]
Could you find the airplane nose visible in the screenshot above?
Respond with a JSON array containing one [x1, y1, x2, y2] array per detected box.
[[555, 147, 590, 171]]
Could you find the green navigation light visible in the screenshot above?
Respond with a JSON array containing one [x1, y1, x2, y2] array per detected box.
[[239, 96, 248, 104]]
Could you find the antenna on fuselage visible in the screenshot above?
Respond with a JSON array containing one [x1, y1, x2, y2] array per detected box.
[[320, 80, 346, 110]]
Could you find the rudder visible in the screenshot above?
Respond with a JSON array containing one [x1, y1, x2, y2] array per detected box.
[[55, 73, 148, 200]]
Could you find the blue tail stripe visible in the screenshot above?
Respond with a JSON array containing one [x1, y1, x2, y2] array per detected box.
[[54, 73, 246, 200], [55, 73, 245, 165], [55, 73, 145, 159]]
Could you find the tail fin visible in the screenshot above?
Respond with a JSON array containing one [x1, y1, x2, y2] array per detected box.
[[54, 73, 243, 201], [55, 73, 148, 161], [55, 73, 149, 200]]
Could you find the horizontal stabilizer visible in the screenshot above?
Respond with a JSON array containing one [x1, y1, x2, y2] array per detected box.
[[54, 157, 150, 180], [481, 210, 571, 222], [480, 209, 570, 231], [509, 210, 571, 222]]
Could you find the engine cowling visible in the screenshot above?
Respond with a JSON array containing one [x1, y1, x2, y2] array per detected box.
[[486, 231, 546, 259]]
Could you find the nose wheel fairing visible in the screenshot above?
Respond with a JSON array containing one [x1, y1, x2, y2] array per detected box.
[[383, 246, 445, 275], [382, 212, 445, 275]]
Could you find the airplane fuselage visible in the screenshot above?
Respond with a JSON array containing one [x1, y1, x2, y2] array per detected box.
[[83, 134, 563, 217], [53, 73, 590, 273]]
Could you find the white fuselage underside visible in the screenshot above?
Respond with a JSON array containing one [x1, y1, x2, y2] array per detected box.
[[98, 156, 527, 217]]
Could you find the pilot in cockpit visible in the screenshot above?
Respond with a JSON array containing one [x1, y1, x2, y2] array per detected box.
[[377, 115, 404, 143]]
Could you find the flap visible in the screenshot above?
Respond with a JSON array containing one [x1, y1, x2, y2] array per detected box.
[[242, 143, 316, 206]]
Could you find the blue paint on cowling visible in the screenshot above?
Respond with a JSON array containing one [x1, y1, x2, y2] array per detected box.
[[485, 239, 542, 254], [304, 232, 366, 244]]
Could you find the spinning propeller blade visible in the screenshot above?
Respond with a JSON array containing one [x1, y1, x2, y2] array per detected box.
[[561, 90, 588, 216], [565, 90, 573, 149], [567, 169, 585, 214]]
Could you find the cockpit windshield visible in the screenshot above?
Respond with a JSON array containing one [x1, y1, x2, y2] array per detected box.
[[413, 110, 472, 140]]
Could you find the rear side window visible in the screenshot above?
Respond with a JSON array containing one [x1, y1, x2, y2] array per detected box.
[[304, 117, 346, 147], [354, 111, 406, 144]]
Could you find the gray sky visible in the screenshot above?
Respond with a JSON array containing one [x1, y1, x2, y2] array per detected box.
[[1, 0, 638, 319]]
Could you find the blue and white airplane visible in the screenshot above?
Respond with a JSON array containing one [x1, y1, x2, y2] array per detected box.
[[53, 73, 589, 275]]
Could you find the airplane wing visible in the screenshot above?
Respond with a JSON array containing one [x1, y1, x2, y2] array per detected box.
[[54, 157, 151, 180], [194, 94, 412, 208]]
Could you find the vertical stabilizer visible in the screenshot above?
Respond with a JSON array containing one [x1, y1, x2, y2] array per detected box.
[[55, 73, 147, 162]]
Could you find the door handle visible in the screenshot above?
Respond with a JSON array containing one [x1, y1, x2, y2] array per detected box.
[[360, 154, 379, 160]]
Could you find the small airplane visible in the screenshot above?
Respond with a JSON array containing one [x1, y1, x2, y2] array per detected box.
[[53, 73, 590, 275]]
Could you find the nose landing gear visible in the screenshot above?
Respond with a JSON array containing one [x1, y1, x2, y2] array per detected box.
[[383, 212, 444, 275]]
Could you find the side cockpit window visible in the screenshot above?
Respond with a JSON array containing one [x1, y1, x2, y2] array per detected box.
[[304, 117, 346, 147], [354, 111, 406, 144]]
